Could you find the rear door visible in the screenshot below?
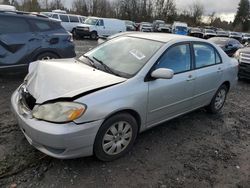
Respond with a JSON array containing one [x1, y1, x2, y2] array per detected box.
[[191, 42, 224, 108], [0, 15, 32, 68], [147, 43, 195, 126]]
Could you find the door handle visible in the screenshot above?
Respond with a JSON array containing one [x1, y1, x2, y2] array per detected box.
[[186, 74, 196, 81], [217, 67, 223, 73]]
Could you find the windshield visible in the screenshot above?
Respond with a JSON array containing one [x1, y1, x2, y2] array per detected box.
[[217, 31, 226, 35], [176, 26, 187, 32], [80, 37, 163, 78], [206, 29, 215, 34], [142, 23, 153, 27], [244, 34, 250, 37], [159, 24, 166, 27], [125, 21, 133, 25], [192, 28, 201, 32], [84, 18, 98, 25]]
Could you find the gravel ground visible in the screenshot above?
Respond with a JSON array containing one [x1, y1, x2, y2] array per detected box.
[[0, 39, 250, 188]]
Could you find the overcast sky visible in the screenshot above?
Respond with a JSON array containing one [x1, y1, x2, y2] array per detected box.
[[64, 0, 240, 22]]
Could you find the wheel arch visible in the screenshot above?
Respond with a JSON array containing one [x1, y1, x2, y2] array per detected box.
[[221, 81, 230, 91], [103, 109, 142, 134], [33, 50, 61, 61]]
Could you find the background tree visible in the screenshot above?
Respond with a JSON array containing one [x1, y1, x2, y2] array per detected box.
[[189, 1, 204, 26], [72, 0, 89, 15], [2, 0, 10, 5], [233, 0, 250, 31]]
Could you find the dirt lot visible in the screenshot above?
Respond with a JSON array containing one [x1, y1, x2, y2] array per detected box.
[[0, 40, 250, 188]]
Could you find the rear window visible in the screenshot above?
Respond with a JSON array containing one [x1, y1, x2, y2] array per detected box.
[[30, 19, 53, 31], [59, 15, 69, 22], [69, 16, 79, 23], [0, 16, 30, 34]]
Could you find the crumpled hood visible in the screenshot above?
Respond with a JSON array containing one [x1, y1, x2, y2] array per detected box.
[[26, 59, 127, 104]]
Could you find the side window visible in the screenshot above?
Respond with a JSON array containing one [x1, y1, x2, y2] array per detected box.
[[98, 19, 104, 26], [52, 14, 59, 19], [0, 16, 30, 34], [30, 19, 52, 31], [215, 51, 222, 64], [194, 43, 216, 68], [59, 15, 69, 22], [69, 16, 79, 23], [156, 44, 191, 74]]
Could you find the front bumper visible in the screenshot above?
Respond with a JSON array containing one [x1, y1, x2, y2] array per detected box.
[[75, 28, 91, 37], [11, 90, 103, 159]]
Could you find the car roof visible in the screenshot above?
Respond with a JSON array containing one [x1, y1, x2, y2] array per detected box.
[[123, 33, 203, 43]]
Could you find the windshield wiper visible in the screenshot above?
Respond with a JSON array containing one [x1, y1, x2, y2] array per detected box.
[[92, 56, 120, 77], [81, 55, 97, 69]]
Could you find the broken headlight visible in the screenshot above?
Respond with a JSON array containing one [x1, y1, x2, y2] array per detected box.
[[32, 102, 87, 123]]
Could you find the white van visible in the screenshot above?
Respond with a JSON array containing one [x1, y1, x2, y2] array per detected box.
[[45, 12, 86, 33], [75, 17, 126, 39]]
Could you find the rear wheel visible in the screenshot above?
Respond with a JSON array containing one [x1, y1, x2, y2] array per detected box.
[[36, 52, 59, 61], [206, 85, 228, 113], [94, 113, 138, 161]]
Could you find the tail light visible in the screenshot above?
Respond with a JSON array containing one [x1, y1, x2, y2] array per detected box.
[[67, 32, 73, 42]]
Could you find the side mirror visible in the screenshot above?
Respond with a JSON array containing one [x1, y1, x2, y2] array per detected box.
[[151, 68, 174, 80]]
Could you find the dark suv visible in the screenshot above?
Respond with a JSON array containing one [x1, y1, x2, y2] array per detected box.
[[0, 11, 76, 71]]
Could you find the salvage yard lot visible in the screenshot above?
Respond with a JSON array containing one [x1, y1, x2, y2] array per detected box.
[[0, 40, 250, 188]]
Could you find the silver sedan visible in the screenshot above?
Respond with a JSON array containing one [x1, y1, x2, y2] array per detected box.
[[11, 33, 238, 161]]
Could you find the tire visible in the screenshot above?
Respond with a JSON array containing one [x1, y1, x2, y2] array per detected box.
[[36, 52, 59, 61], [72, 28, 78, 39], [94, 113, 138, 161], [206, 85, 228, 114], [90, 31, 98, 40]]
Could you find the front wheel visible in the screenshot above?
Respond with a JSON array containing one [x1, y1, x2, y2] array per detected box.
[[90, 31, 98, 40], [94, 113, 138, 161], [206, 85, 228, 113]]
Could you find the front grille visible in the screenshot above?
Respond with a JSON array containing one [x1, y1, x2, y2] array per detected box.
[[240, 53, 250, 64]]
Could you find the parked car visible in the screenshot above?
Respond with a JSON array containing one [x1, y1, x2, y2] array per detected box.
[[209, 37, 243, 57], [188, 27, 203, 38], [216, 30, 229, 37], [155, 23, 171, 33], [203, 29, 217, 39], [47, 12, 86, 33], [235, 46, 250, 79], [229, 32, 242, 42], [172, 22, 188, 35], [242, 33, 250, 44], [153, 20, 165, 32], [75, 17, 126, 40], [140, 22, 153, 32], [11, 33, 238, 161], [124, 20, 136, 31], [0, 11, 75, 71]]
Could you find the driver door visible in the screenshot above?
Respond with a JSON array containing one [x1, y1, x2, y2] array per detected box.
[[146, 43, 195, 127]]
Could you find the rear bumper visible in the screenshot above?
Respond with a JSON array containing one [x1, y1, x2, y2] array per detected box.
[[59, 43, 76, 58], [11, 90, 103, 159]]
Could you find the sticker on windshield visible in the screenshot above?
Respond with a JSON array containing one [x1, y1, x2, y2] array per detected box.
[[129, 49, 146, 60]]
